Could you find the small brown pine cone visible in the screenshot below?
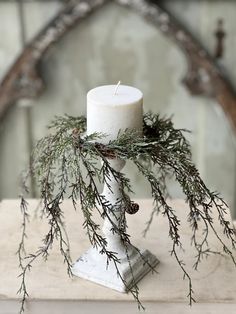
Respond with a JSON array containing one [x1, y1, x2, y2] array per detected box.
[[125, 202, 139, 215], [72, 128, 81, 138]]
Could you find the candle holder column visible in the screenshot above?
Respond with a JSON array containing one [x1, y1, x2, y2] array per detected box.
[[101, 157, 130, 261], [72, 156, 159, 292]]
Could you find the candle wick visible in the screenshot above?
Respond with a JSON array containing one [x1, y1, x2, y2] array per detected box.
[[114, 81, 121, 95]]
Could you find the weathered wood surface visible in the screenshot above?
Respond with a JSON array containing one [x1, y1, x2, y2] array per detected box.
[[0, 199, 236, 313]]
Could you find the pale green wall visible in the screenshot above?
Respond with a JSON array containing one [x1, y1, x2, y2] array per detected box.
[[0, 0, 235, 216]]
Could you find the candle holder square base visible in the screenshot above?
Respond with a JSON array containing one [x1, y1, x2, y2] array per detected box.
[[71, 247, 159, 292]]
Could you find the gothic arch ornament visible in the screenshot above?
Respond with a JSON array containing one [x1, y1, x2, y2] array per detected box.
[[0, 0, 236, 131]]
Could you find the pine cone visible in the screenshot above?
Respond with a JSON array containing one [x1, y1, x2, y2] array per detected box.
[[126, 202, 139, 215], [72, 128, 81, 138]]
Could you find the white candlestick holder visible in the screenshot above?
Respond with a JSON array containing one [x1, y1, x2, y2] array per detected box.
[[72, 158, 159, 292]]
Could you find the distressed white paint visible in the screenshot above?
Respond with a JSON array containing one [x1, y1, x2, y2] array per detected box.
[[22, 1, 62, 42], [72, 158, 158, 291]]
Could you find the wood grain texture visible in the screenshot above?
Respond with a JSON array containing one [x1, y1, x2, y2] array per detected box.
[[0, 199, 235, 313]]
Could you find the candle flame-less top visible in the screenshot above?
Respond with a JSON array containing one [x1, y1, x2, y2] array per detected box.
[[87, 85, 143, 143]]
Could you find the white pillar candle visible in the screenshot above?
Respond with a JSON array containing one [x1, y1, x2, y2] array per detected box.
[[87, 84, 143, 143]]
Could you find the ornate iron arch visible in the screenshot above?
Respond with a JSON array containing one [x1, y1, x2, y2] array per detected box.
[[0, 0, 236, 132]]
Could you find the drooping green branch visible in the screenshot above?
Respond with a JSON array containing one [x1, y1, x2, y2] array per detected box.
[[17, 113, 236, 313]]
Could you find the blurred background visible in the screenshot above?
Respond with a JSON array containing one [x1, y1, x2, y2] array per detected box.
[[0, 0, 236, 217]]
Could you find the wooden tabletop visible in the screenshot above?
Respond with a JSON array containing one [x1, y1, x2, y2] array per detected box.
[[0, 199, 236, 314]]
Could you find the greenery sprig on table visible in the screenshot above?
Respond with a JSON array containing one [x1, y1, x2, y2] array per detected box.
[[18, 112, 236, 313]]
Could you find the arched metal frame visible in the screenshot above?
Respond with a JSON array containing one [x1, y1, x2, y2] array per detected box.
[[0, 0, 236, 132]]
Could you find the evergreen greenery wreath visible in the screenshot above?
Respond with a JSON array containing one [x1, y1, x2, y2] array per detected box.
[[18, 112, 236, 313]]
